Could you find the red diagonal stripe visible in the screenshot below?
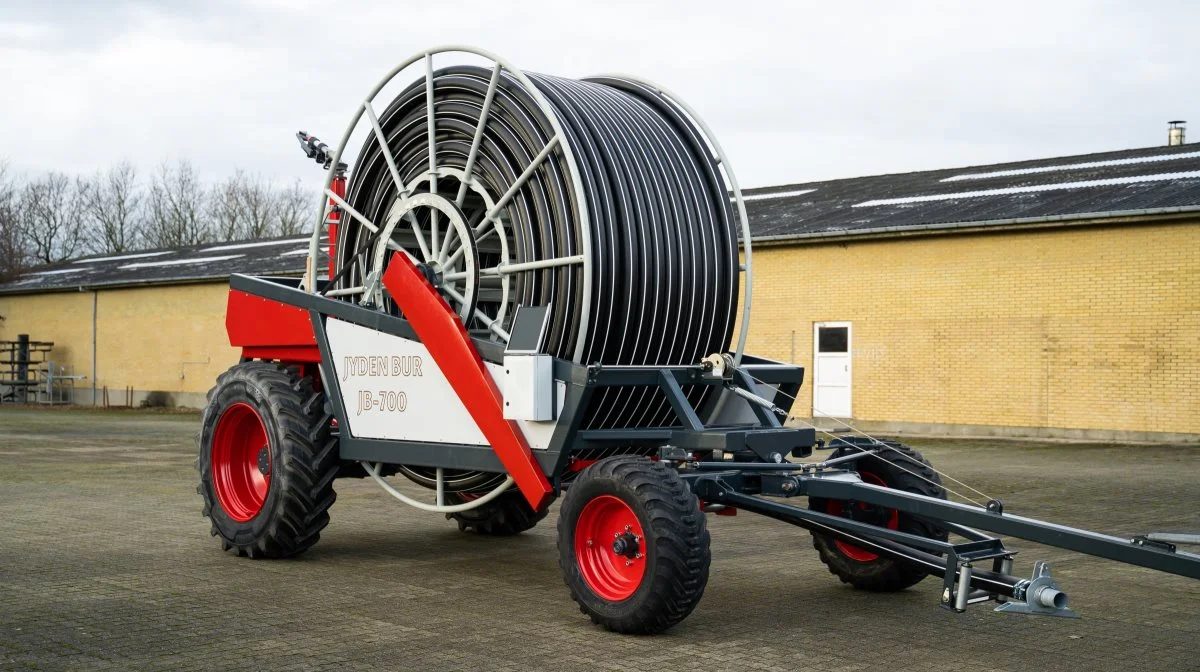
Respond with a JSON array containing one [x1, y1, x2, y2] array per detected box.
[[381, 251, 553, 510]]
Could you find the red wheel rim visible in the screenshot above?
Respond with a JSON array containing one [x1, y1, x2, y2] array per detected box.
[[211, 402, 270, 522], [826, 470, 899, 562], [574, 495, 646, 601]]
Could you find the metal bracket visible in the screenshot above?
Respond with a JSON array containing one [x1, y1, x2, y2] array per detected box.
[[359, 269, 381, 306], [658, 445, 690, 462], [938, 538, 1014, 612], [994, 561, 1079, 618], [1131, 534, 1187, 553], [700, 353, 736, 381]]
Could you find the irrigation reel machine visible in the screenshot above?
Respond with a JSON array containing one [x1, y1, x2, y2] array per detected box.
[[198, 46, 1200, 633]]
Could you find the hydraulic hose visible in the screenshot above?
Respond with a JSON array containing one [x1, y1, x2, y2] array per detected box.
[[329, 57, 743, 491], [335, 65, 739, 432]]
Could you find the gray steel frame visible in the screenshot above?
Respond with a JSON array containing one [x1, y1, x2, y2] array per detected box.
[[686, 463, 1200, 608], [229, 274, 810, 489], [230, 273, 1200, 595]]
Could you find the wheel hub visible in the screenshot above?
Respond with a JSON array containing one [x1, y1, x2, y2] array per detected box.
[[845, 500, 892, 527], [612, 531, 641, 558], [575, 495, 646, 601], [414, 261, 441, 287], [370, 191, 480, 325], [257, 446, 271, 475]]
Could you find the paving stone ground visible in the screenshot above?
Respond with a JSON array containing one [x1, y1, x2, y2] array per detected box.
[[0, 407, 1198, 671]]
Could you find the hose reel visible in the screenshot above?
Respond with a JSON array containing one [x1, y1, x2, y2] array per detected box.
[[306, 46, 753, 498]]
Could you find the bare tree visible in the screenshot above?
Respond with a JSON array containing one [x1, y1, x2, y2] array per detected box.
[[80, 162, 143, 254], [145, 160, 210, 248], [1, 160, 318, 270], [207, 174, 243, 242], [275, 179, 314, 237], [0, 160, 28, 280], [239, 172, 277, 240], [208, 170, 288, 241], [22, 171, 85, 264]]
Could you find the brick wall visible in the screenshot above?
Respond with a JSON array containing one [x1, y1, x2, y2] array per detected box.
[[740, 220, 1200, 435], [3, 219, 1197, 433], [0, 283, 239, 407]]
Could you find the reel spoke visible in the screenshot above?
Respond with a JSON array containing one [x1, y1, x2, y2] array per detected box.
[[483, 135, 560, 225], [482, 255, 585, 276], [407, 215, 433, 261], [444, 283, 511, 341], [425, 54, 440, 255], [436, 222, 458, 264], [443, 229, 480, 268], [456, 62, 503, 208], [363, 100, 406, 198], [325, 189, 377, 233], [324, 285, 365, 297]]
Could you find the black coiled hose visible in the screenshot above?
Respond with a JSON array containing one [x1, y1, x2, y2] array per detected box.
[[335, 66, 738, 435]]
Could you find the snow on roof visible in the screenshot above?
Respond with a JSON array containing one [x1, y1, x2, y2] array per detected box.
[[1, 234, 327, 295], [201, 237, 310, 252], [5, 143, 1200, 294], [742, 143, 1200, 241]]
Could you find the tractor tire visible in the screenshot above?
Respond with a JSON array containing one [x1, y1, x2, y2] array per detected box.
[[197, 361, 339, 558], [445, 489, 549, 535], [558, 456, 710, 634], [808, 440, 947, 591]]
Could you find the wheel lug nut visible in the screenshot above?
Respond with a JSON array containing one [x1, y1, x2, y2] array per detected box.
[[586, 539, 593, 547]]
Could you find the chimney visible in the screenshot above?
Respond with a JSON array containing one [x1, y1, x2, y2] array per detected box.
[[1168, 120, 1186, 146]]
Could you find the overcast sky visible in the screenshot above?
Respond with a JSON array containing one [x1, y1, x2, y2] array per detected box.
[[2, 1, 1197, 190]]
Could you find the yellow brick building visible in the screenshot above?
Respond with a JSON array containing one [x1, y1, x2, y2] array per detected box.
[[0, 239, 310, 408], [744, 216, 1199, 441], [1, 145, 1197, 442], [737, 143, 1200, 442], [0, 283, 239, 407]]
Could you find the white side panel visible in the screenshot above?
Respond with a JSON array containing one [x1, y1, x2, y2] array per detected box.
[[325, 317, 562, 449], [502, 354, 555, 421]]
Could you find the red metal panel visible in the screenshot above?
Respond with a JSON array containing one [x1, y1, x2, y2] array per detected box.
[[226, 289, 317, 347], [240, 346, 322, 363], [326, 175, 346, 279], [380, 251, 553, 511]]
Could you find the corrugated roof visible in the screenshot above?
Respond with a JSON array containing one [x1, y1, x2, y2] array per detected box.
[[4, 144, 1199, 295], [742, 143, 1200, 241], [0, 235, 327, 295]]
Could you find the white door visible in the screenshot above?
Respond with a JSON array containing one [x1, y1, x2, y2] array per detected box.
[[813, 322, 851, 418]]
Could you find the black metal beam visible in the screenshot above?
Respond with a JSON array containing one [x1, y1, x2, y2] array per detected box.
[[337, 436, 561, 473], [716, 490, 1022, 598], [659, 370, 704, 430], [577, 429, 675, 444], [803, 476, 1200, 579]]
